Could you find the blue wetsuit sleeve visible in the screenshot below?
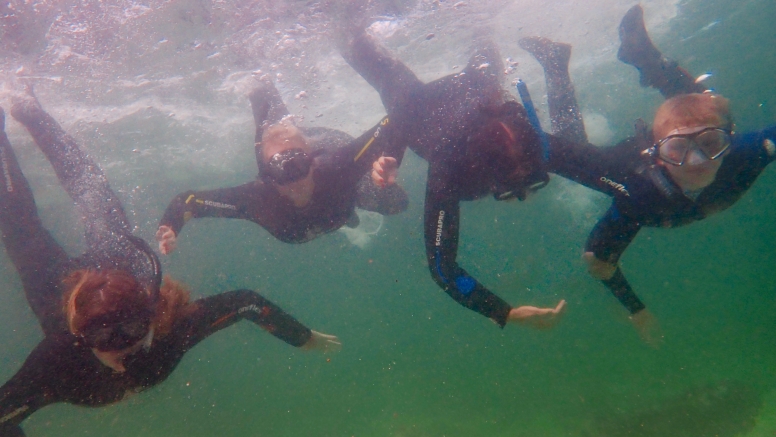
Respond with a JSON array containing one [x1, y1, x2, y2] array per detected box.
[[423, 165, 512, 327], [585, 204, 646, 314], [585, 204, 642, 264], [734, 124, 776, 164]]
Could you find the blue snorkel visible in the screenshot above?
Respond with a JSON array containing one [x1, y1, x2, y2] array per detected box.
[[515, 79, 550, 162]]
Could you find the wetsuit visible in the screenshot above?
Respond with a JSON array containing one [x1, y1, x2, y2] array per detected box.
[[526, 14, 776, 314], [342, 32, 549, 327], [159, 83, 408, 244], [0, 104, 312, 437], [549, 125, 776, 313]]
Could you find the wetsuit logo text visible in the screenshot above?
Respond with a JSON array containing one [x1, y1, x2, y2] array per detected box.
[[435, 210, 445, 246], [0, 146, 14, 192], [600, 177, 630, 197], [238, 304, 261, 314], [198, 199, 237, 210]]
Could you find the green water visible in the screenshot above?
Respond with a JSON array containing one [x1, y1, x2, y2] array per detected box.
[[1, 0, 776, 435]]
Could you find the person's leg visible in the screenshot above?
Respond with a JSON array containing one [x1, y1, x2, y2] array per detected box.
[[10, 88, 131, 245], [617, 5, 706, 98], [519, 37, 587, 144], [249, 81, 290, 170], [340, 30, 423, 115], [0, 106, 69, 335]]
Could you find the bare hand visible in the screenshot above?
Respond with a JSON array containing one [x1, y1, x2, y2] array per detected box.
[[371, 156, 398, 188], [508, 300, 566, 329], [155, 225, 177, 255], [630, 309, 664, 348], [301, 330, 342, 354], [583, 252, 616, 280]]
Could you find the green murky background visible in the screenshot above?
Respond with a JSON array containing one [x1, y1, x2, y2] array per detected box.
[[1, 0, 775, 435]]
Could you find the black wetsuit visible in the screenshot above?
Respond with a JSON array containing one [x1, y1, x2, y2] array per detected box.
[[159, 83, 407, 244], [525, 20, 776, 314], [342, 33, 549, 327], [0, 104, 312, 437], [549, 125, 776, 312]]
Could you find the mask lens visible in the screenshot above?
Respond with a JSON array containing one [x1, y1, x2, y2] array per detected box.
[[658, 137, 690, 165], [696, 129, 731, 159], [657, 128, 732, 165], [81, 319, 150, 351], [262, 149, 312, 185]]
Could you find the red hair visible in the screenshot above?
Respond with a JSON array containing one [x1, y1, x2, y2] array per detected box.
[[470, 101, 543, 182], [63, 270, 193, 339], [653, 93, 732, 138]]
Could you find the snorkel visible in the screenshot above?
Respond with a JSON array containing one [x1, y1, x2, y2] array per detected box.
[[515, 79, 550, 162]]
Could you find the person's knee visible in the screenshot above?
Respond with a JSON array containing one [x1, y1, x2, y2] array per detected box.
[[582, 251, 616, 280]]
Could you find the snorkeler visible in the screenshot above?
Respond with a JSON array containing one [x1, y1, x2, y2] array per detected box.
[[520, 5, 776, 344], [155, 80, 408, 253], [341, 29, 567, 329], [0, 92, 339, 437]]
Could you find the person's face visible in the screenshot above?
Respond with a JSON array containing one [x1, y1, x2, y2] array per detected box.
[[654, 122, 728, 191], [91, 326, 154, 373], [262, 145, 316, 206], [275, 170, 315, 206]]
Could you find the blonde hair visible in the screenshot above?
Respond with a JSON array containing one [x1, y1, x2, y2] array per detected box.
[[261, 120, 309, 162], [653, 93, 732, 138], [63, 270, 193, 339]]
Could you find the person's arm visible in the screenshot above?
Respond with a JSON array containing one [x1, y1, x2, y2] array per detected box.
[[423, 165, 513, 327], [179, 290, 339, 352], [0, 342, 62, 437], [584, 204, 644, 313], [547, 134, 637, 198], [330, 116, 406, 182], [156, 182, 268, 254], [0, 376, 42, 437], [423, 166, 565, 327], [584, 205, 662, 345], [734, 125, 776, 164]]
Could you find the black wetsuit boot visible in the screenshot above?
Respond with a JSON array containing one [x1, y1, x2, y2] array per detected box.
[[519, 36, 587, 144], [617, 5, 706, 98]]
